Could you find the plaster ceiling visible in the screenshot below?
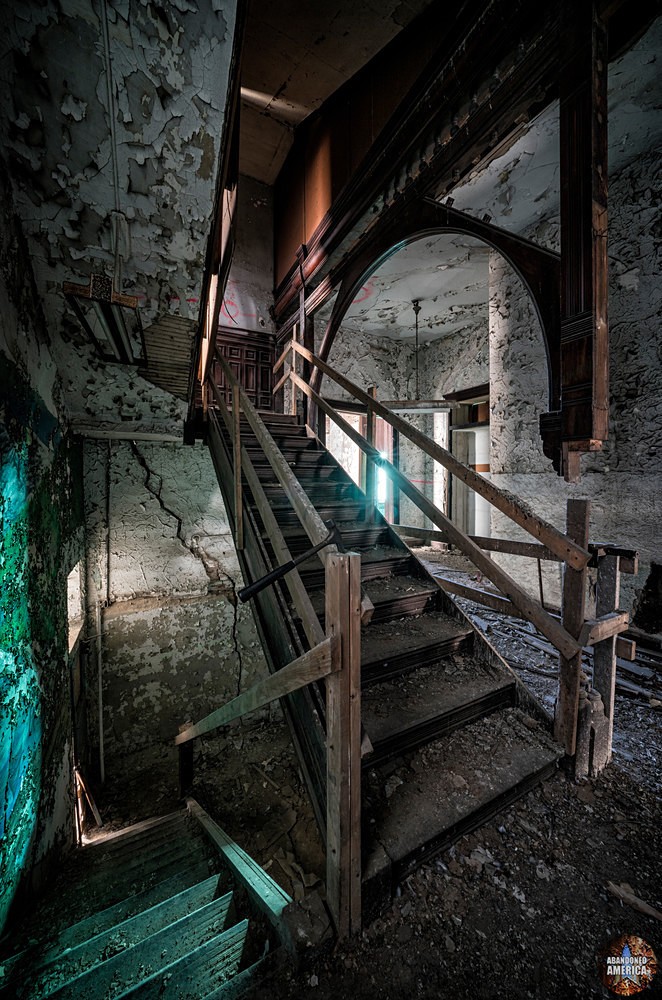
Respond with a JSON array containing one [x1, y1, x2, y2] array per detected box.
[[332, 17, 662, 341], [239, 0, 436, 183]]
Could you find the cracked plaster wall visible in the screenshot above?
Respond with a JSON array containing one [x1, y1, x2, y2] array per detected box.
[[222, 175, 274, 333], [83, 438, 267, 758], [488, 150, 662, 612]]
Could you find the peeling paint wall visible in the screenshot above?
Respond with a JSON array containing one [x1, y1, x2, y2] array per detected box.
[[0, 157, 83, 932], [83, 439, 267, 761], [222, 175, 274, 333], [0, 0, 239, 432], [488, 149, 662, 612]]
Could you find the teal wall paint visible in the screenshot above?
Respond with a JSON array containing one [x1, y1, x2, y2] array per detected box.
[[0, 360, 83, 933]]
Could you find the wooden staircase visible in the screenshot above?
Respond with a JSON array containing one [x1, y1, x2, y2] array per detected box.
[[210, 407, 562, 917], [0, 803, 289, 999]]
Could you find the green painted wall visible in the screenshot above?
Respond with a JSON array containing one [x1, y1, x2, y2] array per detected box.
[[0, 360, 83, 933]]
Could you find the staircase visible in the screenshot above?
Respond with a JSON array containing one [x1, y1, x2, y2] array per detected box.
[[209, 405, 563, 918], [0, 803, 288, 999]]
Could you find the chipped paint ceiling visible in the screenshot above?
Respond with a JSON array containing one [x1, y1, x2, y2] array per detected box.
[[239, 0, 437, 183]]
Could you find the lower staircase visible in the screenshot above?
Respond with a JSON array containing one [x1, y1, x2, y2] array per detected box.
[[209, 404, 563, 918], [0, 802, 289, 999]]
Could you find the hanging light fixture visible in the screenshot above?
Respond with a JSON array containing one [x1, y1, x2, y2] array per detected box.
[[64, 273, 145, 365], [412, 299, 421, 400]]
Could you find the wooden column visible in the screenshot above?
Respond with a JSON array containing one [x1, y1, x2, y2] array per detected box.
[[554, 498, 590, 754], [365, 387, 377, 521], [325, 552, 362, 937], [559, 1, 609, 482], [391, 427, 400, 524], [592, 553, 620, 762], [289, 325, 299, 417], [232, 384, 243, 550]]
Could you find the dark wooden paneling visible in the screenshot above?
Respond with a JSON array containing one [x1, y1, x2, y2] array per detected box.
[[214, 328, 275, 411]]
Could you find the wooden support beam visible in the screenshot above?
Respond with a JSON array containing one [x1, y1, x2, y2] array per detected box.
[[615, 637, 636, 661], [558, 2, 609, 480], [232, 385, 243, 551], [325, 553, 362, 938], [176, 637, 335, 745], [392, 524, 561, 562], [291, 342, 590, 570], [578, 609, 629, 647], [554, 499, 591, 755], [435, 576, 524, 619], [592, 554, 620, 761], [365, 386, 377, 522], [294, 373, 581, 660]]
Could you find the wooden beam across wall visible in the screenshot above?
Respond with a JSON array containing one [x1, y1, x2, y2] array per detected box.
[[558, 1, 609, 481]]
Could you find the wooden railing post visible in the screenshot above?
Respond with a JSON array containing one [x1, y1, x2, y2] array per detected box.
[[179, 739, 194, 798], [592, 553, 620, 763], [365, 387, 377, 521], [325, 552, 362, 937], [554, 498, 590, 755], [232, 383, 243, 551], [290, 327, 298, 417]]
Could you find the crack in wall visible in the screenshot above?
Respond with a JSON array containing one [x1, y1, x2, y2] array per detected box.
[[129, 440, 245, 694]]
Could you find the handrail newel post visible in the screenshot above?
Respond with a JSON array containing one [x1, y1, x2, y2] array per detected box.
[[232, 383, 243, 550], [365, 386, 377, 522], [325, 551, 362, 938], [554, 498, 590, 757]]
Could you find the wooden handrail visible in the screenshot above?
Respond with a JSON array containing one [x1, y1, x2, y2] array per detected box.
[[213, 353, 334, 556], [208, 396, 325, 649], [176, 636, 336, 745], [273, 341, 291, 374], [291, 371, 581, 660], [393, 524, 561, 562], [289, 341, 590, 572]]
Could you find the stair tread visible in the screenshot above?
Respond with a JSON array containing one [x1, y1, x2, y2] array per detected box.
[[362, 656, 514, 746], [22, 876, 226, 995], [361, 612, 473, 668], [363, 708, 561, 878], [45, 891, 235, 999], [112, 919, 249, 1000], [2, 863, 213, 981]]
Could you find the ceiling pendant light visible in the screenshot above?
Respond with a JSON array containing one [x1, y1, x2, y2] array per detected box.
[[412, 299, 421, 400]]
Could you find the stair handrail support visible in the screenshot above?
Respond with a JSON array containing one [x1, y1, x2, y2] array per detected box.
[[201, 350, 364, 938], [324, 550, 362, 939], [277, 337, 630, 772]]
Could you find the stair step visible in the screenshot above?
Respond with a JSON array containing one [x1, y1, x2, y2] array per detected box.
[[201, 953, 281, 1000], [298, 547, 413, 590], [248, 410, 306, 431], [308, 574, 440, 627], [268, 523, 391, 555], [80, 812, 189, 864], [258, 480, 359, 504], [271, 500, 367, 526], [3, 863, 213, 985], [362, 659, 516, 766], [22, 875, 226, 997], [362, 708, 561, 904], [243, 435, 321, 454], [68, 834, 212, 918], [251, 451, 339, 472], [361, 612, 474, 686], [45, 891, 236, 999], [113, 919, 249, 999]]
